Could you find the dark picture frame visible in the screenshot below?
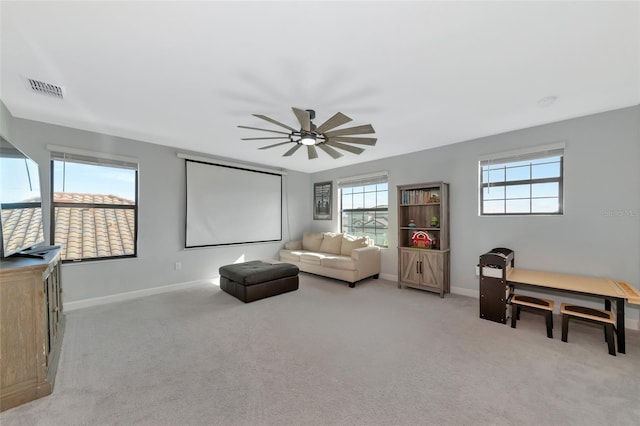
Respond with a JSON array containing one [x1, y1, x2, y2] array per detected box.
[[313, 181, 332, 220]]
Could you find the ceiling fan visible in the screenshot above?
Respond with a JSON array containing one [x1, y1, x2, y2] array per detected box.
[[238, 107, 376, 160]]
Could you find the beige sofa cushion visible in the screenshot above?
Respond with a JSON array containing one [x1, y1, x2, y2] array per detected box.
[[321, 255, 357, 271], [319, 232, 343, 255], [299, 252, 325, 265], [302, 232, 324, 251], [285, 240, 302, 250], [279, 249, 302, 262], [340, 234, 370, 256]]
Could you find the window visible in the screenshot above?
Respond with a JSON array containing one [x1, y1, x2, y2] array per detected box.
[[479, 144, 564, 215], [338, 172, 388, 247], [50, 149, 138, 262]]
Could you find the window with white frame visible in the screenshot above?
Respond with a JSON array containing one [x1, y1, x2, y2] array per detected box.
[[338, 172, 388, 247], [479, 144, 564, 215], [50, 148, 138, 262]]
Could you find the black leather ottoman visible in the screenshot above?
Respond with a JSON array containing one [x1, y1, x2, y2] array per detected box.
[[219, 261, 299, 303]]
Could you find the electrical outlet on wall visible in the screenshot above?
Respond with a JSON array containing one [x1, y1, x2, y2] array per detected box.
[[174, 262, 182, 270]]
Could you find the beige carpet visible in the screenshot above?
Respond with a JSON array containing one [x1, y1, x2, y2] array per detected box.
[[2, 274, 639, 425]]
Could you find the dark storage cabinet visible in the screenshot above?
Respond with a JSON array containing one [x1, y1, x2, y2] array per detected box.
[[479, 247, 514, 324]]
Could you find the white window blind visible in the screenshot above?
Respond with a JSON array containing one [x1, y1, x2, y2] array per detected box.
[[337, 171, 389, 189], [48, 145, 138, 170], [479, 143, 565, 166]]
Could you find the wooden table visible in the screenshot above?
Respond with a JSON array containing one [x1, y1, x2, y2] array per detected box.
[[507, 269, 640, 354]]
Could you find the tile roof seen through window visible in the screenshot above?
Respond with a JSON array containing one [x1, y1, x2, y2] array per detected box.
[[1, 206, 44, 254], [54, 192, 135, 205], [53, 193, 135, 261]]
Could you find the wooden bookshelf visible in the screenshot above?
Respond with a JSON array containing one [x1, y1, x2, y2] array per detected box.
[[397, 182, 450, 297]]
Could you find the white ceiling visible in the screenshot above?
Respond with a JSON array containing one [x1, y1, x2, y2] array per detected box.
[[1, 1, 638, 173]]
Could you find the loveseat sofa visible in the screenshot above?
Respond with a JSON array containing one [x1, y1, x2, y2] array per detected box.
[[279, 232, 381, 287]]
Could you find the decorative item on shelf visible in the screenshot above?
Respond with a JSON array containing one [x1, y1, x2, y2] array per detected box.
[[408, 220, 417, 228], [411, 231, 435, 249], [430, 192, 440, 203], [431, 216, 439, 227]]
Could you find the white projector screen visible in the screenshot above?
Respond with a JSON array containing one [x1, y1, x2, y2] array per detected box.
[[185, 160, 282, 247]]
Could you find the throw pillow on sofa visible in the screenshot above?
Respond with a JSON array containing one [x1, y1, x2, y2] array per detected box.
[[340, 234, 370, 256], [319, 232, 343, 255], [302, 232, 324, 251]]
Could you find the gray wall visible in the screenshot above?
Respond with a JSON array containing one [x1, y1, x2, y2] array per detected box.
[[312, 106, 640, 323], [3, 102, 639, 323], [2, 103, 311, 303], [1, 103, 13, 141]]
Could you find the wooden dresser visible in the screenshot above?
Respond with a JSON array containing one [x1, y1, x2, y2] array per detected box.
[[0, 248, 65, 411]]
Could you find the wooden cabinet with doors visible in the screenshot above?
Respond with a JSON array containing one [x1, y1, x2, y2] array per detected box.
[[0, 248, 65, 411], [399, 248, 450, 295]]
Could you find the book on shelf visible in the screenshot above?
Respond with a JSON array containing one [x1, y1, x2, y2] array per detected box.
[[402, 189, 439, 204]]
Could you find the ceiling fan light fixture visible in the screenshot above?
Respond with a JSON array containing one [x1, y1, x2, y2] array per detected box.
[[300, 134, 316, 146], [239, 107, 376, 160]]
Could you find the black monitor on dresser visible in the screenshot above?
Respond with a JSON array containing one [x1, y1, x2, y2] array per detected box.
[[0, 136, 46, 258]]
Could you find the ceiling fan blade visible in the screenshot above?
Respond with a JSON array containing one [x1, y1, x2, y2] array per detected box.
[[259, 141, 295, 150], [253, 114, 297, 132], [307, 145, 319, 160], [242, 136, 291, 141], [317, 143, 343, 159], [292, 107, 311, 132], [323, 124, 375, 137], [283, 143, 303, 157], [325, 141, 365, 155], [315, 112, 352, 133], [328, 136, 377, 146], [238, 125, 291, 135]]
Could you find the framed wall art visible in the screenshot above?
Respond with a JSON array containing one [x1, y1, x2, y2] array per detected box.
[[313, 181, 332, 220]]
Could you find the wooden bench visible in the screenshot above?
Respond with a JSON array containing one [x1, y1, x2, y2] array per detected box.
[[504, 269, 637, 354], [560, 303, 616, 356], [510, 294, 554, 338]]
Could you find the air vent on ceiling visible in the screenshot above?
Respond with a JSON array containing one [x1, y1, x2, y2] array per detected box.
[[27, 78, 64, 99]]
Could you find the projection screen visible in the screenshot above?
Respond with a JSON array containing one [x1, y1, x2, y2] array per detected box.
[[185, 160, 282, 247]]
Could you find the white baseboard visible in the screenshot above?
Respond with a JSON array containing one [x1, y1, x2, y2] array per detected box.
[[379, 273, 397, 282], [64, 279, 217, 311], [450, 286, 479, 298]]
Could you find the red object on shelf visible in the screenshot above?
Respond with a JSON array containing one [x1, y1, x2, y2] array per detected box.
[[411, 231, 434, 248]]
